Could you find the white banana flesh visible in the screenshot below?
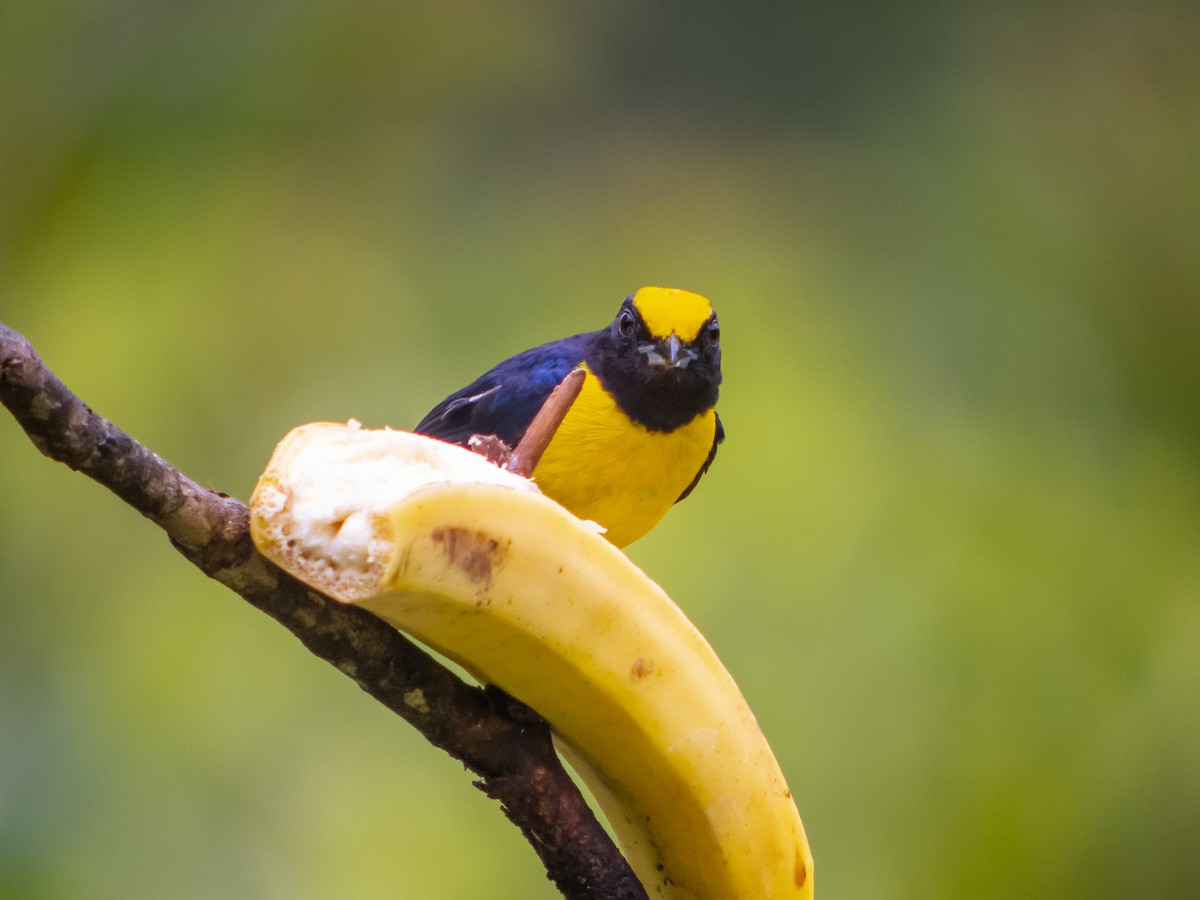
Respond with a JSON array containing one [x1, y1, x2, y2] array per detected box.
[[250, 422, 814, 900]]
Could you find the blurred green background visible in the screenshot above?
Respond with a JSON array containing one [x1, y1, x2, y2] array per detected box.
[[2, 2, 1198, 898]]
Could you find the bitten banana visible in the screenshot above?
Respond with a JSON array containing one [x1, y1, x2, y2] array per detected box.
[[249, 421, 813, 900]]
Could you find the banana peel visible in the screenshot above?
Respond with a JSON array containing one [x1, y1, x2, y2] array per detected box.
[[250, 421, 814, 900]]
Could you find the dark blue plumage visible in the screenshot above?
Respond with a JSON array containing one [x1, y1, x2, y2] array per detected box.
[[415, 333, 593, 448]]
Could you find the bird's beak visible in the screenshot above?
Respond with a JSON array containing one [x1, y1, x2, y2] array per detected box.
[[641, 332, 696, 369], [665, 332, 685, 366]]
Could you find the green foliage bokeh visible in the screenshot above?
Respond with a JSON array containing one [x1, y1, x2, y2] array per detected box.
[[2, 3, 1198, 898]]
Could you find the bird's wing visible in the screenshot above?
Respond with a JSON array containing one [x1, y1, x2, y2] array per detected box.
[[414, 335, 589, 448], [676, 412, 724, 503]]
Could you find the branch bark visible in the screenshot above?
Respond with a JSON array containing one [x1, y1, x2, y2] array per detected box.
[[0, 322, 647, 900]]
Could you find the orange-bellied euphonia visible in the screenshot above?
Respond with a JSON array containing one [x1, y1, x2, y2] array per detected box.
[[415, 286, 723, 547]]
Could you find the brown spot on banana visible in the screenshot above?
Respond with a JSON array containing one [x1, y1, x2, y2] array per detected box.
[[431, 527, 509, 589], [629, 658, 655, 681], [795, 847, 809, 889]]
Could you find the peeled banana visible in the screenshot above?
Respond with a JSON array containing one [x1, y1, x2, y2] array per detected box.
[[249, 421, 813, 900]]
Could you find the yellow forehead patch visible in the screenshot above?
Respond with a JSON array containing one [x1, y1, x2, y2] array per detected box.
[[632, 287, 714, 342]]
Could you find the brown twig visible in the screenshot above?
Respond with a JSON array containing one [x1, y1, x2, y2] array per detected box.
[[506, 368, 586, 477], [0, 322, 647, 900], [465, 368, 586, 477]]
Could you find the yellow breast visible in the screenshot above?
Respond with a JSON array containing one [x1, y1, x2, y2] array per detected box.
[[532, 365, 717, 547]]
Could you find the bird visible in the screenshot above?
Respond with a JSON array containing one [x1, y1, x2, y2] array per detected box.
[[414, 286, 724, 547]]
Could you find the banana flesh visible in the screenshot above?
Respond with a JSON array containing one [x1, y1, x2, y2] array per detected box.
[[250, 422, 814, 900]]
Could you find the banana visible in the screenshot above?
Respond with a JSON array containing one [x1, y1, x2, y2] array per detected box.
[[250, 421, 813, 900]]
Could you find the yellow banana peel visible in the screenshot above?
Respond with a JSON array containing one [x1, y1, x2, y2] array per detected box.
[[250, 421, 813, 900]]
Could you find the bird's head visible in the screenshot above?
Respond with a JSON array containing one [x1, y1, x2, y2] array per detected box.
[[612, 286, 721, 378], [590, 287, 721, 431]]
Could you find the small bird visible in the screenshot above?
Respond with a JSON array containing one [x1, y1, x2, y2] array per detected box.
[[415, 286, 724, 547]]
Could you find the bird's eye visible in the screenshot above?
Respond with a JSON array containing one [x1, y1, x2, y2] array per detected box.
[[618, 309, 637, 338], [707, 321, 720, 346]]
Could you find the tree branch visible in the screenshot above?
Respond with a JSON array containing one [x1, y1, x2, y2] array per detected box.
[[0, 322, 646, 900]]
